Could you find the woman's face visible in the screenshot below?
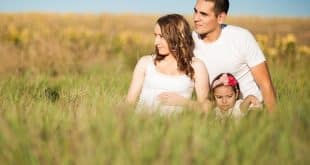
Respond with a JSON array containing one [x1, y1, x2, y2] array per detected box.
[[154, 24, 171, 55], [214, 85, 238, 111]]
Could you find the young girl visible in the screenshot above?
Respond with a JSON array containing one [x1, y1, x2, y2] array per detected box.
[[126, 14, 209, 115], [210, 73, 260, 119]]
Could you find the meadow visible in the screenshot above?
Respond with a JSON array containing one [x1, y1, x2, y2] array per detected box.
[[0, 13, 309, 164]]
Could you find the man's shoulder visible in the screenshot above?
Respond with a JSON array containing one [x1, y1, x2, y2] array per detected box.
[[222, 24, 252, 37], [222, 24, 248, 32]]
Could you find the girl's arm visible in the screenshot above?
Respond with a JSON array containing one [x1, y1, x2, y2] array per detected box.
[[126, 56, 149, 104], [240, 95, 259, 113]]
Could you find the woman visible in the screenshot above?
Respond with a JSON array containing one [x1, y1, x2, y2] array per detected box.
[[126, 14, 209, 114]]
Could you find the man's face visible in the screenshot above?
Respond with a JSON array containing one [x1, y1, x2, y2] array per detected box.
[[193, 0, 221, 35]]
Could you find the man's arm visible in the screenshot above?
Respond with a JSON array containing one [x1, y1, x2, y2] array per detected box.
[[250, 62, 277, 112]]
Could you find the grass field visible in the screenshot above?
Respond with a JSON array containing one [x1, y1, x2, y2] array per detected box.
[[0, 13, 309, 164]]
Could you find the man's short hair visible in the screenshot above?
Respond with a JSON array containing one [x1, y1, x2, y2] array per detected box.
[[205, 0, 229, 15]]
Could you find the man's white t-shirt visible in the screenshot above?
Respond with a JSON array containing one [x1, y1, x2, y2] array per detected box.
[[193, 25, 265, 101]]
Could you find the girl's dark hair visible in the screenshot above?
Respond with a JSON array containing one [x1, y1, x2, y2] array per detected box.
[[210, 73, 241, 100], [154, 14, 195, 80]]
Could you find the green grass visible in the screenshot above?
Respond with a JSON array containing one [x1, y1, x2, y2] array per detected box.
[[0, 13, 309, 165], [0, 58, 309, 164]]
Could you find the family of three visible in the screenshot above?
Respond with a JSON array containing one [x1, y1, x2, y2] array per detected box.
[[126, 0, 277, 118]]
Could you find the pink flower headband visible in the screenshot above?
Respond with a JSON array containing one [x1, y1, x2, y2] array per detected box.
[[212, 73, 238, 89]]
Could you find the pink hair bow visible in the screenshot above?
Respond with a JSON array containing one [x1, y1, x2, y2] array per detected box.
[[212, 73, 238, 88]]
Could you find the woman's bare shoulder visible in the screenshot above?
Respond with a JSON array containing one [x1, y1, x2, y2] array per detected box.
[[191, 57, 207, 69], [138, 55, 153, 63], [134, 55, 154, 70]]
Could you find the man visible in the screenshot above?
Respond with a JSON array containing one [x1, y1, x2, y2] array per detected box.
[[159, 0, 276, 112], [192, 0, 276, 111]]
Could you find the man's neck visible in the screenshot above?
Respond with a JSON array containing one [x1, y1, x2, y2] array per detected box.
[[201, 25, 222, 43]]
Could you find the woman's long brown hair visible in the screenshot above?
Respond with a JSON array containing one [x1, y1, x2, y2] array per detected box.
[[154, 14, 195, 80]]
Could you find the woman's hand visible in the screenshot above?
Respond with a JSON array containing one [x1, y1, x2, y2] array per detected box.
[[157, 92, 187, 106]]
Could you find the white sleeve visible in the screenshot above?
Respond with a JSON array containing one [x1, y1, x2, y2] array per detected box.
[[241, 30, 266, 67]]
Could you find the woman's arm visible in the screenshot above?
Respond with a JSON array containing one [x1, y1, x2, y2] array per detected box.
[[192, 58, 211, 111], [126, 56, 149, 104], [192, 59, 209, 102]]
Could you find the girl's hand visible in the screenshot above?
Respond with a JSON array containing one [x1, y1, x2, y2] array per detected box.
[[241, 95, 261, 112], [243, 95, 262, 110], [245, 95, 260, 107]]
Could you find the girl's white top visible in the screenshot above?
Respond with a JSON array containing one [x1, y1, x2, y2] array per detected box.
[[214, 99, 245, 119], [137, 55, 194, 115]]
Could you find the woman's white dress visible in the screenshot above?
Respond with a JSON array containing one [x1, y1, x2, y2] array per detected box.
[[137, 56, 194, 115]]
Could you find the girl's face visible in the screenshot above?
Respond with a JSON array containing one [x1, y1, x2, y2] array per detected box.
[[154, 24, 171, 55], [214, 85, 238, 111]]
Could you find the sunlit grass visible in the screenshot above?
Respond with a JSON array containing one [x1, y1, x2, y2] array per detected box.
[[0, 59, 308, 164]]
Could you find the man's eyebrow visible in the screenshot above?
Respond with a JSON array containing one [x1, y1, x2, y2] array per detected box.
[[200, 11, 208, 16], [194, 7, 208, 15]]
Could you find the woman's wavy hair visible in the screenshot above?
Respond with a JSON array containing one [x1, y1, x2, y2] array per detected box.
[[154, 14, 195, 79]]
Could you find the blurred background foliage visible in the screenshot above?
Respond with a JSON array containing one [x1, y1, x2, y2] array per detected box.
[[0, 13, 309, 76]]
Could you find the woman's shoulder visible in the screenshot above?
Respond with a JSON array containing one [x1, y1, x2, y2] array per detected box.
[[191, 57, 207, 69], [132, 55, 154, 72], [138, 55, 154, 63], [136, 55, 154, 66], [191, 57, 209, 80]]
